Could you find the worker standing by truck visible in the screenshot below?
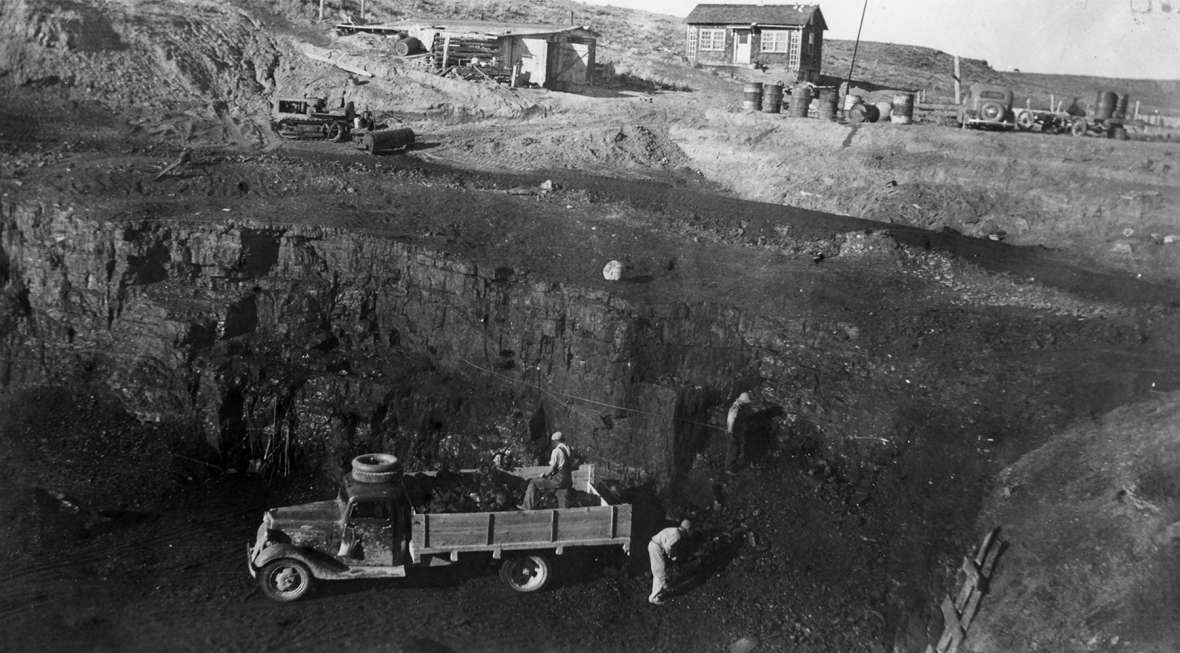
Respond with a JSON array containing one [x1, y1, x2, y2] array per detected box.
[[648, 519, 693, 605], [522, 432, 573, 509]]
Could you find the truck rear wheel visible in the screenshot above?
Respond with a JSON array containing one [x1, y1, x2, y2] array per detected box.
[[259, 558, 313, 602], [499, 554, 552, 592]]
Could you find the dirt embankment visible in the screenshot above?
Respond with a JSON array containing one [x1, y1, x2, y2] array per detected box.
[[969, 393, 1180, 653]]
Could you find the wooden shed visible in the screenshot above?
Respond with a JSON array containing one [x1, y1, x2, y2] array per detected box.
[[685, 3, 827, 81], [416, 22, 599, 91]]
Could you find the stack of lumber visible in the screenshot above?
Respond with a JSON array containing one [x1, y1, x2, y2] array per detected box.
[[431, 33, 500, 69], [442, 65, 512, 85]]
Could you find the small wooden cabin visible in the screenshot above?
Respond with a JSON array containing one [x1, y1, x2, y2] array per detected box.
[[418, 22, 599, 91], [685, 3, 826, 81]]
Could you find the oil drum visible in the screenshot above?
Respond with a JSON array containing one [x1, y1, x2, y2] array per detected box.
[[742, 82, 763, 111], [363, 127, 415, 154]]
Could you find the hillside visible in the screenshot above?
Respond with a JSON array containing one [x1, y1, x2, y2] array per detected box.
[[302, 0, 1180, 113], [822, 39, 1180, 112]]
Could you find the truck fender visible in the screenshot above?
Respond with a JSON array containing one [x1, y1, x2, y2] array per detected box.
[[254, 543, 348, 579]]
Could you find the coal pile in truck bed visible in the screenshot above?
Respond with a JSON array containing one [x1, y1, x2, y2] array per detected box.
[[402, 467, 597, 513]]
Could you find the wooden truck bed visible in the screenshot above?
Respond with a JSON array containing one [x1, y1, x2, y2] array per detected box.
[[408, 464, 632, 560]]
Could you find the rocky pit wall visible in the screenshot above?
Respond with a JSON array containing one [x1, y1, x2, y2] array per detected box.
[[4, 183, 1179, 489], [0, 198, 761, 480]]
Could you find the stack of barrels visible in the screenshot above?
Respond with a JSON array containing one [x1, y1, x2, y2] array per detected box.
[[738, 82, 914, 125]]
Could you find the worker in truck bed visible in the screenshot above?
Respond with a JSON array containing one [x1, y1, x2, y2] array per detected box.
[[521, 432, 573, 509]]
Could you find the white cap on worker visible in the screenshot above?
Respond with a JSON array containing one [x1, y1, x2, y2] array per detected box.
[[737, 392, 751, 403], [551, 431, 564, 441], [680, 519, 693, 532]]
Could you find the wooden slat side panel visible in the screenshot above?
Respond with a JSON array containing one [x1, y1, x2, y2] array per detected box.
[[489, 510, 555, 544], [411, 514, 428, 549], [614, 504, 633, 539], [413, 503, 631, 552], [421, 513, 491, 548]]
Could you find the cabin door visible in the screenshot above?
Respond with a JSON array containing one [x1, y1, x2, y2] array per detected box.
[[733, 29, 752, 64]]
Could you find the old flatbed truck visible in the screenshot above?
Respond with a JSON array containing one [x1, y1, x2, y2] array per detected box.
[[247, 456, 632, 601]]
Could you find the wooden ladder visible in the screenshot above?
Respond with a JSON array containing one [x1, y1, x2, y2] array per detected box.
[[927, 527, 1005, 653]]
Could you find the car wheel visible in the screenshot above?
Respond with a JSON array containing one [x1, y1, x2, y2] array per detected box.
[[1016, 111, 1035, 131], [980, 101, 1005, 122], [259, 559, 313, 602], [1070, 119, 1088, 137], [499, 554, 553, 592]]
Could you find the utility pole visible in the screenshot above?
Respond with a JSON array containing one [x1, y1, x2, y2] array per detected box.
[[953, 55, 961, 104], [842, 0, 869, 110]]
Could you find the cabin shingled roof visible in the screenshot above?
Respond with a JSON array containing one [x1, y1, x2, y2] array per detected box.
[[685, 4, 827, 30]]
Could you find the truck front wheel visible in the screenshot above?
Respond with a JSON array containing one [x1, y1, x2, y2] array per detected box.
[[499, 554, 552, 592], [259, 558, 313, 602]]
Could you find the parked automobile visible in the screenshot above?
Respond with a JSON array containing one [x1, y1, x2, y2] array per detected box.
[[960, 84, 1015, 130]]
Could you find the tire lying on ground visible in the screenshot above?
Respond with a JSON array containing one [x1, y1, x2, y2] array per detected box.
[[847, 103, 879, 123], [394, 36, 423, 56]]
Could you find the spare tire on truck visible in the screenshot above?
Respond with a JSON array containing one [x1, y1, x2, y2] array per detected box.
[[351, 453, 401, 483]]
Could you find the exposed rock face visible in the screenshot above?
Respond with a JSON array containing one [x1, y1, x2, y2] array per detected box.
[[4, 187, 1175, 489], [0, 199, 766, 478]]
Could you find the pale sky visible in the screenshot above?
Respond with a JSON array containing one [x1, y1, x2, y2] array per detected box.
[[581, 0, 1180, 79]]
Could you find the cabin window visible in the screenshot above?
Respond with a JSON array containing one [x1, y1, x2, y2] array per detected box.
[[698, 29, 725, 51], [980, 90, 1007, 100], [761, 30, 790, 53]]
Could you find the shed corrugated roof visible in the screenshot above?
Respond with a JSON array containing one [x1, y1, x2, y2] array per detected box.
[[685, 4, 826, 30], [421, 21, 599, 38]]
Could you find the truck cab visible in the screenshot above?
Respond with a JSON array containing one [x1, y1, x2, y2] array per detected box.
[[248, 472, 414, 601], [960, 83, 1015, 130]]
